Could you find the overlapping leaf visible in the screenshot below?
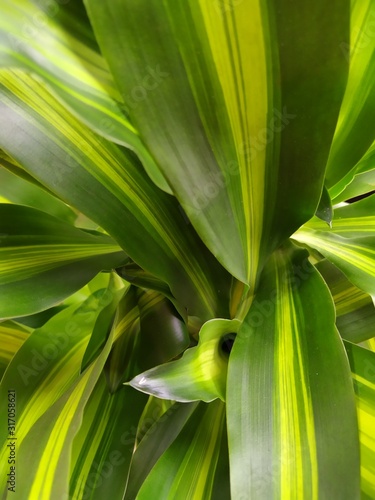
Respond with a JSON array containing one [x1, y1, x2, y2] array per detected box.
[[0, 68, 230, 320], [130, 319, 240, 403], [86, 0, 349, 290], [227, 243, 359, 499], [0, 320, 30, 379], [326, 0, 375, 200], [0, 274, 121, 497], [132, 400, 226, 499], [13, 321, 115, 499], [293, 195, 375, 298], [0, 204, 126, 318], [344, 341, 375, 499], [69, 378, 146, 500], [0, 0, 170, 192], [0, 166, 76, 222], [316, 259, 375, 343]]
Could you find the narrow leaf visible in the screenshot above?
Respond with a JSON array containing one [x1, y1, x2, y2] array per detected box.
[[0, 204, 126, 318]]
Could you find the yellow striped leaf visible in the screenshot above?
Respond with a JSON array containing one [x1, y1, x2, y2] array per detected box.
[[135, 400, 226, 500], [69, 378, 146, 500], [344, 341, 375, 499], [326, 0, 375, 200], [227, 243, 360, 498], [316, 259, 375, 343], [0, 321, 30, 379], [0, 204, 126, 318], [0, 68, 231, 320], [130, 319, 241, 403], [0, 274, 121, 498], [0, 0, 169, 192], [86, 0, 349, 289], [293, 195, 375, 299]]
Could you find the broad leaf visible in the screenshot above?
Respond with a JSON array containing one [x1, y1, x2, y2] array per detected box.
[[227, 243, 360, 499], [0, 68, 230, 320], [344, 341, 375, 499], [0, 204, 126, 318], [86, 0, 349, 288]]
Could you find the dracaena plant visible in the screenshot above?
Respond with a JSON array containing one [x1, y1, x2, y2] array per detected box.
[[0, 0, 374, 498]]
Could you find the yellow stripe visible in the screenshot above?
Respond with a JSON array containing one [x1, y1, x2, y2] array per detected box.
[[71, 386, 114, 499], [0, 68, 217, 315], [30, 364, 94, 499], [0, 244, 121, 283], [275, 257, 318, 499], [198, 1, 268, 286]]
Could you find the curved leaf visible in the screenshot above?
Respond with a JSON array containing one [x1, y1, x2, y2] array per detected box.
[[129, 319, 240, 403], [0, 68, 231, 320], [344, 341, 375, 499], [0, 320, 30, 380], [0, 204, 127, 318], [136, 400, 226, 500], [69, 379, 146, 500], [0, 274, 118, 497], [227, 243, 360, 499], [326, 0, 375, 198], [0, 0, 170, 192], [0, 166, 76, 222], [316, 259, 375, 343], [86, 0, 349, 287], [293, 195, 375, 298], [14, 322, 115, 499]]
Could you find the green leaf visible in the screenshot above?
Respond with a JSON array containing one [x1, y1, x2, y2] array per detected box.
[[69, 378, 146, 500], [129, 318, 241, 403], [0, 204, 127, 319], [293, 195, 375, 298], [0, 68, 230, 320], [135, 400, 226, 500], [0, 320, 30, 379], [331, 141, 375, 203], [86, 0, 349, 287], [344, 341, 375, 499], [316, 259, 375, 343], [326, 0, 375, 199], [125, 401, 198, 499], [0, 274, 119, 496], [104, 287, 140, 393], [136, 289, 190, 372], [315, 186, 333, 226], [0, 0, 170, 192], [227, 243, 360, 499], [80, 275, 125, 371], [13, 319, 115, 499], [0, 166, 76, 222]]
